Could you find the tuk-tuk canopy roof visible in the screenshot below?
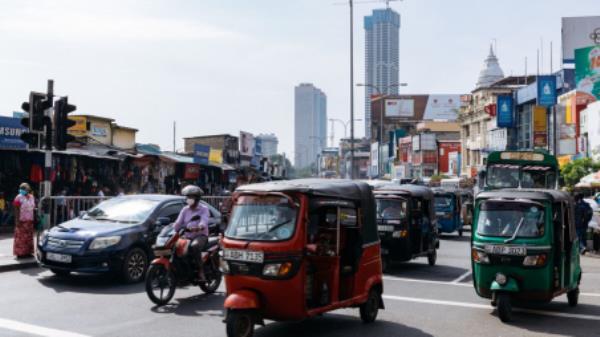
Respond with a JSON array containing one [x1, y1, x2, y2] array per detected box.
[[236, 178, 373, 201], [476, 189, 572, 203], [373, 184, 434, 199], [432, 188, 461, 196]]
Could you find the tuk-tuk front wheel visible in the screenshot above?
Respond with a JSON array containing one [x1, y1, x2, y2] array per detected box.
[[567, 287, 579, 307], [496, 293, 512, 322], [458, 229, 464, 237], [427, 249, 437, 266], [226, 310, 255, 337], [359, 289, 380, 324]]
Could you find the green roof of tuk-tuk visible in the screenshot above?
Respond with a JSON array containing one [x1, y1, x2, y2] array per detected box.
[[373, 183, 434, 199], [486, 150, 558, 167], [476, 189, 572, 202]]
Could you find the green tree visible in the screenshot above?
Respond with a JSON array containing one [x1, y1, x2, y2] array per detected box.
[[560, 158, 600, 188]]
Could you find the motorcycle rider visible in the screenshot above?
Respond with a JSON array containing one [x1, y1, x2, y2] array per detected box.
[[173, 185, 210, 281]]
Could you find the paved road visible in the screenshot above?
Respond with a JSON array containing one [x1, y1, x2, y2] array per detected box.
[[1, 234, 599, 337]]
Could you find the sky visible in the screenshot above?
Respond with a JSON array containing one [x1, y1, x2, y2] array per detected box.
[[0, 0, 598, 159]]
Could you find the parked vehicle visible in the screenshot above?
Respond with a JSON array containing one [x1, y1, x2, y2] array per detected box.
[[36, 195, 222, 282], [145, 223, 222, 305], [433, 189, 463, 236], [220, 179, 384, 337], [460, 190, 474, 229], [471, 189, 582, 322], [373, 183, 438, 270]]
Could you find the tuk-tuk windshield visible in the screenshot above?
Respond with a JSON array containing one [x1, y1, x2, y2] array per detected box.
[[477, 201, 545, 238], [434, 195, 453, 209], [487, 164, 519, 188], [376, 198, 407, 220], [225, 195, 297, 241]]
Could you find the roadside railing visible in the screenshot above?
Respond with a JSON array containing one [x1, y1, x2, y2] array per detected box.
[[202, 196, 230, 210], [38, 196, 111, 230]]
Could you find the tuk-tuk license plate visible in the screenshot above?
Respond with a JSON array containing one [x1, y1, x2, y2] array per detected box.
[[378, 225, 395, 232], [223, 249, 264, 263], [484, 245, 526, 256]]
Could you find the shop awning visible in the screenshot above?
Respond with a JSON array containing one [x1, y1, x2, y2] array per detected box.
[[158, 152, 194, 164]]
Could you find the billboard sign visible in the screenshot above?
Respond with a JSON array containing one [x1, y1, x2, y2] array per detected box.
[[537, 75, 557, 106], [496, 95, 514, 128], [575, 45, 600, 101], [193, 144, 210, 165], [239, 131, 254, 156], [385, 99, 414, 117], [422, 95, 462, 120], [562, 16, 600, 63]]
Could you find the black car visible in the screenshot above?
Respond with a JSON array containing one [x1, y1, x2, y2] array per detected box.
[[36, 194, 222, 283]]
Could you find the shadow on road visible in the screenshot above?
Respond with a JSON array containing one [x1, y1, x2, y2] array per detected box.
[[385, 262, 470, 283], [255, 313, 434, 337], [438, 233, 471, 242], [151, 292, 225, 318], [35, 272, 143, 295]]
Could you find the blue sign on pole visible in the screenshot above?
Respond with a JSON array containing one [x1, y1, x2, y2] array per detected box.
[[0, 116, 27, 150], [537, 75, 557, 107], [496, 95, 514, 128], [193, 144, 210, 165]]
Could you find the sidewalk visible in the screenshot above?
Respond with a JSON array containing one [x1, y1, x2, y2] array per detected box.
[[0, 233, 38, 272]]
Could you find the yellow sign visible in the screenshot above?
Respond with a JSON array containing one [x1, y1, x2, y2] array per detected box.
[[209, 149, 223, 164], [68, 116, 87, 136], [533, 106, 547, 132]]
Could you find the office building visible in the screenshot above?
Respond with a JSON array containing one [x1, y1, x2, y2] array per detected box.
[[294, 83, 327, 168]]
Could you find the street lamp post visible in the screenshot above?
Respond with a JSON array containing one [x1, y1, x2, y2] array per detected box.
[[357, 83, 407, 178], [329, 118, 362, 139], [329, 118, 362, 179]]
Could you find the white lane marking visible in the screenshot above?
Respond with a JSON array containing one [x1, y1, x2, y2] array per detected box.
[[383, 275, 471, 287], [383, 295, 600, 321], [384, 276, 600, 297], [0, 318, 91, 337], [451, 271, 472, 284]]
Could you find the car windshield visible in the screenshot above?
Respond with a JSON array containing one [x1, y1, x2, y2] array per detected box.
[[225, 195, 297, 241], [434, 196, 453, 209], [477, 201, 545, 238], [83, 198, 159, 224], [376, 199, 407, 220], [487, 164, 520, 188]]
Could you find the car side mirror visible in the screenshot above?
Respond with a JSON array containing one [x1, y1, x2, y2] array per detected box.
[[79, 211, 87, 219], [155, 217, 171, 228]]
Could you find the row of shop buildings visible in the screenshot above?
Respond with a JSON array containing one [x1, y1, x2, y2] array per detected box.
[[0, 112, 284, 198]]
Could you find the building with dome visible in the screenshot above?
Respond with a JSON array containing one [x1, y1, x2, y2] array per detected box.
[[457, 45, 534, 177]]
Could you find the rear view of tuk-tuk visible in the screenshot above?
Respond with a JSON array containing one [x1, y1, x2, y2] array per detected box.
[[471, 190, 582, 322]]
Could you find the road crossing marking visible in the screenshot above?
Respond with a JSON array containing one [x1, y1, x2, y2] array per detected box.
[[382, 295, 600, 321], [383, 275, 600, 297], [451, 271, 472, 284], [0, 318, 91, 337]]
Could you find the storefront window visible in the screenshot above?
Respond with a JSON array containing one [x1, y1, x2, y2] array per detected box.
[[517, 105, 532, 149]]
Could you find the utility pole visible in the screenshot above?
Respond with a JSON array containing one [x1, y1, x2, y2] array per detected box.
[[173, 121, 176, 152], [42, 80, 54, 198], [349, 0, 355, 179]]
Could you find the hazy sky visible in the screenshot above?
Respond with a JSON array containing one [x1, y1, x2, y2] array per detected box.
[[0, 0, 597, 157]]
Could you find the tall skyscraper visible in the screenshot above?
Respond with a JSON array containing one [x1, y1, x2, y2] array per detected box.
[[364, 8, 400, 139], [294, 83, 327, 168]]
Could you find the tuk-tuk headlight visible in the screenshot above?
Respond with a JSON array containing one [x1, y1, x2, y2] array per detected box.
[[495, 273, 507, 286], [219, 258, 230, 274], [472, 248, 490, 264], [263, 262, 293, 277], [392, 230, 408, 238], [523, 254, 547, 267]]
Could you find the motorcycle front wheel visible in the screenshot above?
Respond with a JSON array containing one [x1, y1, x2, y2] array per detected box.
[[145, 264, 177, 306], [200, 268, 222, 294]]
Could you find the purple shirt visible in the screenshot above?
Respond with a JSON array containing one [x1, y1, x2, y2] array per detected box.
[[174, 204, 210, 239]]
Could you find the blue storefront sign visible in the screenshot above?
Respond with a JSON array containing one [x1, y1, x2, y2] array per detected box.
[[496, 95, 514, 128], [537, 75, 557, 106], [193, 144, 210, 165], [0, 116, 27, 150]]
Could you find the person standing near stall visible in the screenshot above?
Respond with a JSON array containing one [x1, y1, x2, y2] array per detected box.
[[12, 183, 36, 258]]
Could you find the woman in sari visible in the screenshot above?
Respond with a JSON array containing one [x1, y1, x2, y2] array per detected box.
[[13, 183, 35, 258]]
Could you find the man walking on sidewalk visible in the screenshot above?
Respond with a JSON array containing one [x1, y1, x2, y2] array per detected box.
[[574, 193, 593, 254]]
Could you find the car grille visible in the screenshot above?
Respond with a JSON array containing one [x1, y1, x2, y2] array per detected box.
[[47, 237, 84, 249]]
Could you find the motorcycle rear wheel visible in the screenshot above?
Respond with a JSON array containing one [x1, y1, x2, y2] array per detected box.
[[145, 264, 177, 306]]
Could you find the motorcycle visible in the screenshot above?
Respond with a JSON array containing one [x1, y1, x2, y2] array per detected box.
[[145, 222, 222, 306]]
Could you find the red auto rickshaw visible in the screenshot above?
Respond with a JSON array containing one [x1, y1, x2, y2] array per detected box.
[[220, 179, 384, 337]]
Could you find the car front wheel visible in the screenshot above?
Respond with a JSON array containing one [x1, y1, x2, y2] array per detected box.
[[122, 247, 148, 283]]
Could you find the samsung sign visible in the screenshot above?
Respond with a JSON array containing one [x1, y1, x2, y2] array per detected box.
[[0, 116, 27, 149]]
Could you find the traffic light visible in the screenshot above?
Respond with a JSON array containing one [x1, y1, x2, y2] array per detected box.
[[53, 96, 76, 150], [20, 92, 52, 148]]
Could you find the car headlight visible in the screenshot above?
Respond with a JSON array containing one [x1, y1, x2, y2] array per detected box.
[[523, 254, 547, 267], [40, 230, 49, 245], [262, 262, 293, 277], [495, 273, 507, 286], [89, 236, 121, 250], [472, 248, 490, 264]]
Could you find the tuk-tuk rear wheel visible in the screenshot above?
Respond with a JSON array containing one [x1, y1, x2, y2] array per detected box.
[[496, 293, 512, 322], [427, 249, 437, 266], [226, 310, 254, 337], [567, 287, 579, 307], [359, 289, 380, 324]]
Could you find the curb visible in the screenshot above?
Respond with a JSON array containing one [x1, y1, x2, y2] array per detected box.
[[0, 259, 38, 273]]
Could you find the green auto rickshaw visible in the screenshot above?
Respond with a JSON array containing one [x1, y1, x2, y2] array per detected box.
[[471, 189, 582, 322]]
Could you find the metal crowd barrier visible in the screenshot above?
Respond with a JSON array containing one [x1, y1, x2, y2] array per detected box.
[[202, 196, 230, 210], [38, 196, 112, 230]]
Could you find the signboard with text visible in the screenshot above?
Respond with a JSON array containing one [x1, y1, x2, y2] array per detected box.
[[575, 45, 600, 101], [0, 117, 27, 149], [385, 99, 414, 117], [496, 95, 514, 128], [193, 144, 210, 165], [537, 75, 557, 106], [533, 106, 548, 148]]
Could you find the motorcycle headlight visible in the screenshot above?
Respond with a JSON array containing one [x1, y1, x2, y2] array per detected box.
[[155, 236, 169, 247], [89, 236, 121, 250], [262, 262, 293, 277]]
